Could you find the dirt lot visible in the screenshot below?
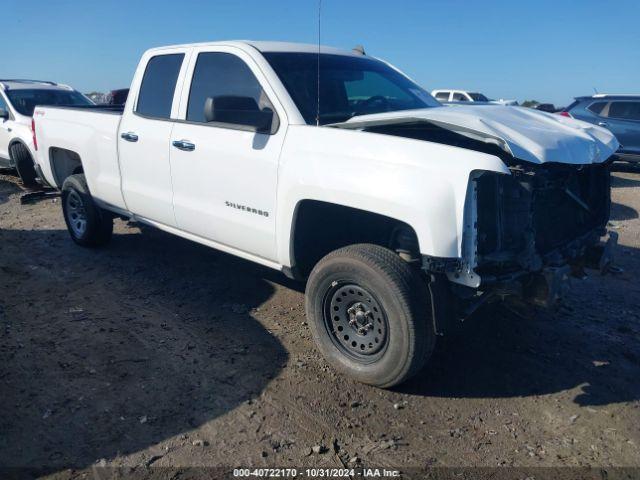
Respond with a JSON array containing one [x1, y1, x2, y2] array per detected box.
[[1, 168, 639, 478]]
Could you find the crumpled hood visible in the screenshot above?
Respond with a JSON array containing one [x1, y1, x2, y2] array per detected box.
[[331, 105, 619, 165]]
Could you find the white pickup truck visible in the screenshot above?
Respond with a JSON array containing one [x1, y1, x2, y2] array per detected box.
[[33, 41, 619, 387]]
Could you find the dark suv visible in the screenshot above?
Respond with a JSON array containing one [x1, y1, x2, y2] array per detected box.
[[561, 95, 640, 163]]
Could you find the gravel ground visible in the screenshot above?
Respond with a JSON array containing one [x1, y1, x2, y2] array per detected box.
[[0, 168, 639, 478]]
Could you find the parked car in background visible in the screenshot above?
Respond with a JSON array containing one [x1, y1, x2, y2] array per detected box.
[[85, 92, 107, 104], [105, 88, 129, 106], [432, 89, 489, 103], [0, 79, 93, 186], [534, 103, 558, 113], [33, 41, 618, 388], [432, 89, 517, 105], [561, 94, 640, 163]]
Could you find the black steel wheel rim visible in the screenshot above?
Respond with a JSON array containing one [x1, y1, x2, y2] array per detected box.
[[322, 281, 389, 362]]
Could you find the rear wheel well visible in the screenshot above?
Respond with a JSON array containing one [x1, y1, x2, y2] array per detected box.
[[8, 141, 38, 187], [291, 200, 421, 278], [49, 147, 83, 188], [8, 139, 28, 153], [8, 139, 31, 164]]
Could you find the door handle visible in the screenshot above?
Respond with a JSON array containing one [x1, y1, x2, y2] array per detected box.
[[172, 140, 196, 151], [121, 132, 139, 142], [598, 121, 608, 127]]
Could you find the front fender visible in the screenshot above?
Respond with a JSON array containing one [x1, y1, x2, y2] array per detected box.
[[276, 125, 510, 267]]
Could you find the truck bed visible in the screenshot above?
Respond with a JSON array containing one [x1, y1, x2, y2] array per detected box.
[[34, 104, 126, 210]]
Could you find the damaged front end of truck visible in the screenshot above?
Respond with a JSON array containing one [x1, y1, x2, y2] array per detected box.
[[473, 161, 614, 302], [430, 162, 617, 335], [332, 106, 620, 330], [437, 159, 617, 321]]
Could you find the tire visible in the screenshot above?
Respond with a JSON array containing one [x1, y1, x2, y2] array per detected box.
[[61, 174, 113, 247], [10, 143, 38, 188], [305, 243, 435, 388]]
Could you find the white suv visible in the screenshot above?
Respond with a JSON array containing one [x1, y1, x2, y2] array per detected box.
[[0, 79, 92, 187], [431, 89, 517, 106]]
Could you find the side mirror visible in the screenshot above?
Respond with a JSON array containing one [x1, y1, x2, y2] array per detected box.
[[0, 108, 8, 121], [204, 96, 274, 134]]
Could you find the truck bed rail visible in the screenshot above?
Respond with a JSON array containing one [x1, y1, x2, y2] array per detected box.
[[36, 104, 124, 114]]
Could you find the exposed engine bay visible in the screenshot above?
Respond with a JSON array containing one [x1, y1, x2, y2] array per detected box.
[[472, 162, 613, 307], [475, 162, 610, 278]]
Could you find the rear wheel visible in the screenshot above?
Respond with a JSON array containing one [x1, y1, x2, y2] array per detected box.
[[305, 244, 435, 388], [10, 143, 38, 188], [61, 174, 113, 247]]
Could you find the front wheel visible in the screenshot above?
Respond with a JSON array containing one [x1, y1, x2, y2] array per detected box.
[[61, 174, 113, 247], [305, 244, 435, 388]]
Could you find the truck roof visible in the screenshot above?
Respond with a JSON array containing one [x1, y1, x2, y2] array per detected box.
[[145, 40, 363, 57], [0, 79, 73, 91]]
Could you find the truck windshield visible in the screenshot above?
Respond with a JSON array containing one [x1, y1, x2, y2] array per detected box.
[[6, 89, 92, 116], [263, 52, 438, 125]]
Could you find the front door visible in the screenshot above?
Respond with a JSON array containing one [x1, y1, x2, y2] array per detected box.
[[169, 47, 287, 261]]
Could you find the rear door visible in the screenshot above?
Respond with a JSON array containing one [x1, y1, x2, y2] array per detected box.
[[169, 46, 287, 261], [118, 48, 190, 226], [601, 100, 640, 155]]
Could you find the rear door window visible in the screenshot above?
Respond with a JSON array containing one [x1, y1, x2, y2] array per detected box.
[[468, 93, 489, 102], [452, 92, 468, 101], [136, 54, 185, 119], [435, 92, 450, 102], [608, 101, 640, 121], [587, 101, 607, 116]]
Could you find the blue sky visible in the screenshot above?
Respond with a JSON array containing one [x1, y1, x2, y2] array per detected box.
[[4, 0, 639, 106]]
